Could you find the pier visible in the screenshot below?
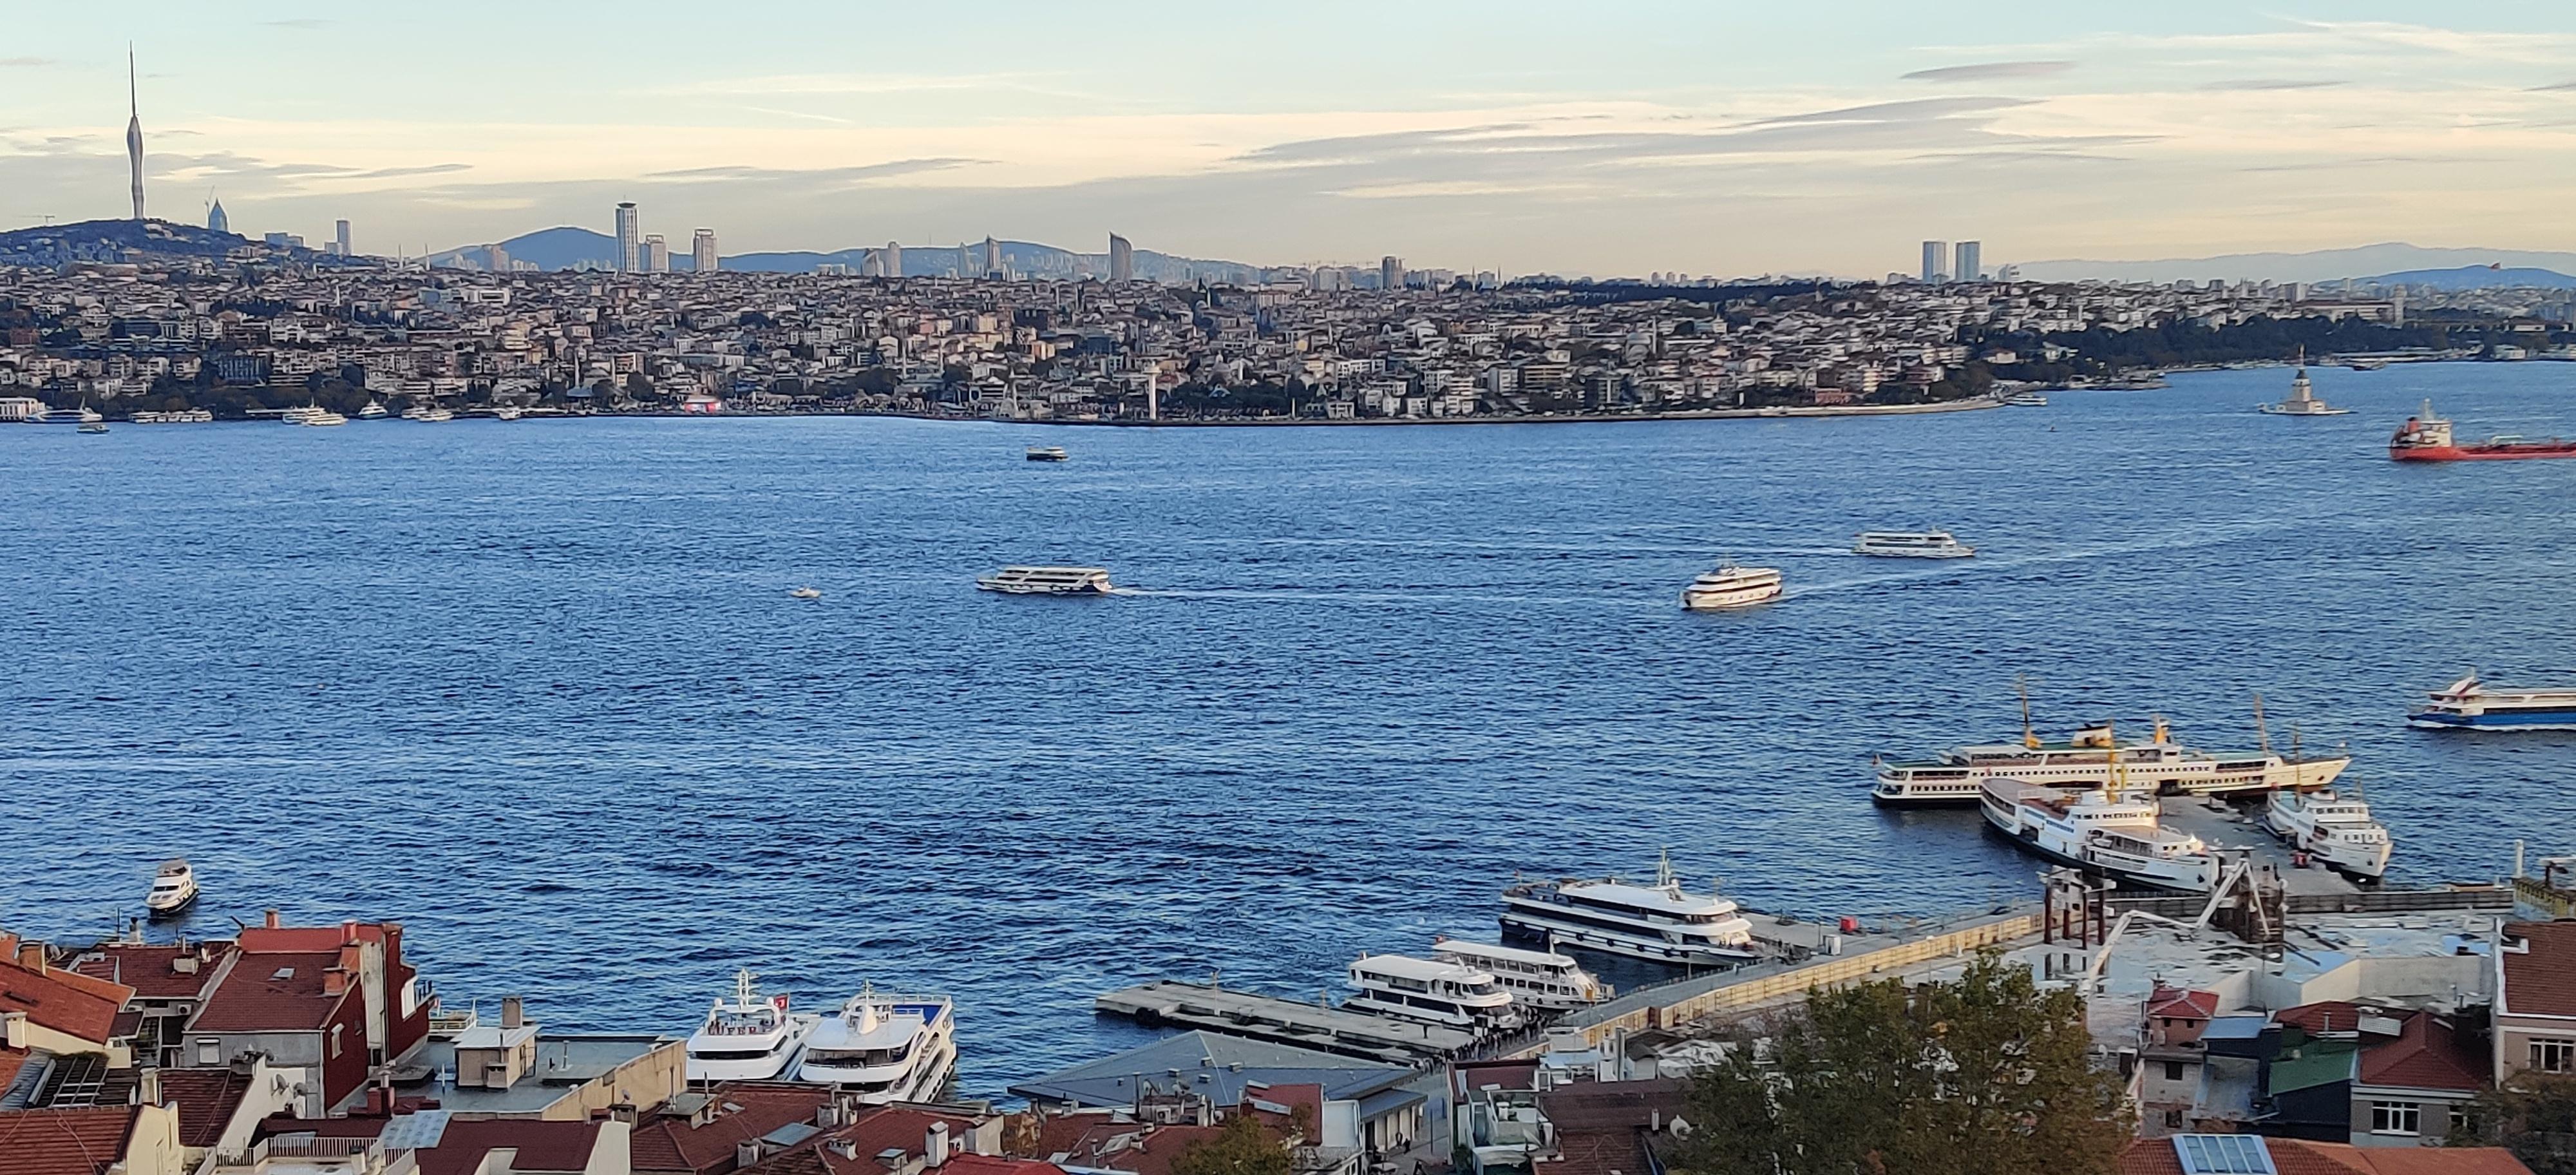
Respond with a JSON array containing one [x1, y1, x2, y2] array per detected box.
[[2154, 794, 2361, 899], [1093, 980, 1479, 1063]]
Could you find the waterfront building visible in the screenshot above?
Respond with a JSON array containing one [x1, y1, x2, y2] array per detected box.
[[1108, 232, 1133, 282], [616, 202, 640, 272], [692, 228, 717, 273], [1921, 240, 1947, 283], [1954, 240, 1981, 283]]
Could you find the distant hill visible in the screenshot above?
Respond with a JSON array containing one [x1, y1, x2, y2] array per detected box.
[[430, 227, 1260, 283], [2014, 242, 2576, 285], [2359, 265, 2576, 291], [0, 217, 343, 269]]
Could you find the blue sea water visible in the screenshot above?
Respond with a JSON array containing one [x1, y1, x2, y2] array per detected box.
[[5, 361, 2576, 1096]]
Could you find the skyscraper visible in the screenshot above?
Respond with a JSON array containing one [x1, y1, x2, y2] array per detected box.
[[1381, 255, 1405, 291], [982, 235, 1002, 278], [1920, 240, 1947, 283], [614, 202, 639, 273], [486, 243, 510, 272], [692, 229, 717, 274], [336, 219, 352, 257], [125, 47, 145, 221], [644, 234, 670, 273], [1108, 233, 1133, 283], [1953, 240, 1981, 285], [206, 198, 227, 234], [883, 240, 902, 279]]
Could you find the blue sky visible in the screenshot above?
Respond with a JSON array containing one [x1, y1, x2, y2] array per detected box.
[[7, 2, 2576, 274]]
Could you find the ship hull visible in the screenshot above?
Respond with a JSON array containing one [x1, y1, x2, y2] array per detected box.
[[2391, 444, 2576, 461]]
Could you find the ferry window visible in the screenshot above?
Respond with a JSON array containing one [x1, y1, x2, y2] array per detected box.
[[2371, 1102, 2420, 1136], [2532, 1038, 2576, 1073]]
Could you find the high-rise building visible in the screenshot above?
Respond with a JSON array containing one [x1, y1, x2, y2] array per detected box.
[[336, 219, 352, 257], [206, 198, 227, 234], [982, 235, 1002, 278], [1920, 240, 1947, 283], [486, 244, 510, 272], [614, 202, 639, 273], [1381, 255, 1405, 291], [692, 229, 717, 273], [644, 234, 670, 273], [881, 240, 902, 279], [1953, 240, 1981, 285], [125, 47, 146, 221], [1108, 233, 1133, 283]]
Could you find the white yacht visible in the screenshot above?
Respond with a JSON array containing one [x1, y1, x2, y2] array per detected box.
[[1025, 446, 1070, 462], [793, 985, 956, 1103], [1873, 716, 2349, 806], [1680, 562, 1783, 611], [145, 859, 198, 918], [684, 970, 819, 1082], [789, 587, 823, 600], [976, 566, 1114, 595], [493, 405, 524, 421], [357, 400, 390, 420], [281, 405, 348, 427], [78, 419, 109, 435], [2003, 392, 2050, 407], [1499, 853, 1760, 968], [33, 405, 104, 425], [1980, 779, 2222, 892], [1345, 953, 1524, 1035], [2256, 352, 2350, 416], [1430, 936, 1610, 1011], [2264, 790, 2392, 881], [399, 405, 455, 423], [2409, 673, 2576, 731], [131, 409, 214, 424], [1852, 530, 1975, 559]]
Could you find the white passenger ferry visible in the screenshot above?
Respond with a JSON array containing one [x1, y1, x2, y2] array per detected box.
[[2409, 673, 2576, 731], [1025, 446, 1070, 462], [131, 409, 214, 424], [793, 984, 956, 1103], [1430, 936, 1609, 1011], [357, 400, 391, 420], [684, 970, 819, 1082], [145, 859, 198, 918], [2003, 392, 2050, 407], [1680, 562, 1783, 611], [1852, 530, 1975, 559], [281, 404, 348, 427], [1980, 779, 2222, 892], [976, 566, 1114, 595], [400, 405, 456, 423], [1499, 853, 1760, 968], [2263, 790, 2392, 881], [1873, 716, 2349, 807], [1345, 953, 1524, 1035]]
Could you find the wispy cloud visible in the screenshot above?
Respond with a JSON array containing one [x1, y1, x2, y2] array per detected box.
[[0, 56, 55, 67], [739, 105, 855, 126], [2529, 80, 2576, 92], [656, 72, 1042, 97], [2199, 78, 2346, 91], [337, 162, 471, 180], [261, 19, 332, 30], [1902, 61, 2074, 83], [641, 158, 981, 186]]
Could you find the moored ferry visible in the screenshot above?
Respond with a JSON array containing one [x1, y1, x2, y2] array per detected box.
[[1499, 852, 1759, 968], [976, 566, 1113, 595], [1853, 530, 1975, 559], [1345, 953, 1524, 1035], [1980, 778, 2222, 892], [684, 969, 818, 1082], [2390, 400, 2576, 461], [132, 408, 215, 424], [2409, 673, 2576, 731], [2263, 790, 2391, 881], [1679, 562, 1783, 611], [793, 984, 956, 1103], [1430, 936, 1610, 1011], [1873, 716, 2349, 807]]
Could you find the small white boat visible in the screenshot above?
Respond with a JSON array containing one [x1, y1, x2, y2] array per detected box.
[[357, 401, 390, 420], [1680, 562, 1782, 611], [1025, 446, 1069, 462], [789, 587, 822, 600], [2003, 392, 2049, 407], [976, 566, 1113, 595], [77, 420, 109, 435], [1430, 936, 1610, 1011], [684, 969, 819, 1082], [1853, 530, 1975, 559], [1345, 953, 1524, 1035], [793, 984, 956, 1103], [493, 405, 524, 421], [2264, 790, 2391, 881], [2255, 351, 2350, 416], [146, 859, 198, 918]]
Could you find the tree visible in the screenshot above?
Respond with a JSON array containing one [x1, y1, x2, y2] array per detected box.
[[1169, 1114, 1292, 1175], [1670, 951, 2128, 1175], [2456, 1071, 2576, 1173]]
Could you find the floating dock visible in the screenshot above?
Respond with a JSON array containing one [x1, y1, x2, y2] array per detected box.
[[1094, 980, 1478, 1062], [2155, 795, 2363, 899]]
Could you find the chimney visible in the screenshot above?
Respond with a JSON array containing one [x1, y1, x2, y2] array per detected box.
[[831, 1140, 860, 1160], [3, 1011, 28, 1050], [341, 921, 359, 942], [502, 997, 524, 1029], [138, 1068, 163, 1107], [16, 942, 44, 973], [927, 1122, 951, 1168], [816, 1103, 841, 1129], [264, 910, 281, 930], [737, 1142, 763, 1168], [324, 970, 349, 997]]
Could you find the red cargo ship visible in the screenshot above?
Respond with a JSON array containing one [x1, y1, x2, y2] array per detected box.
[[2389, 400, 2576, 461]]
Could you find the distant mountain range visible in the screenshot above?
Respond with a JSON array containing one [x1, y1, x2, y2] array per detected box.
[[2356, 265, 2576, 291], [0, 217, 344, 268], [427, 226, 1264, 283], [2014, 243, 2576, 285]]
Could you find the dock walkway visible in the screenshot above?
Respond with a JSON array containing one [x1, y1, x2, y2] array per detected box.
[[1094, 980, 1479, 1063]]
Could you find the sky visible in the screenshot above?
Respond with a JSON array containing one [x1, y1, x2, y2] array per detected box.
[[6, 1, 2576, 276]]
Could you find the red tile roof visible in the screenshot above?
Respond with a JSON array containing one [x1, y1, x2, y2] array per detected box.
[[2272, 1002, 2371, 1037], [1033, 1123, 1227, 1175], [2358, 1013, 2487, 1093], [413, 1119, 610, 1175], [0, 958, 133, 1046], [2147, 986, 2220, 1020], [2503, 921, 2576, 1018], [68, 944, 233, 1002], [744, 1107, 994, 1175], [156, 1067, 254, 1150], [0, 1106, 142, 1175], [943, 1156, 1066, 1175], [190, 951, 350, 1033], [2119, 1137, 2534, 1175], [630, 1083, 837, 1174]]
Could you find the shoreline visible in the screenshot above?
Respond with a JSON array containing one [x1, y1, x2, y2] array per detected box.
[[1014, 395, 2007, 427]]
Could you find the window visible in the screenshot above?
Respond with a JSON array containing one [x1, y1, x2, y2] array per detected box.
[[331, 1024, 344, 1058], [2163, 1109, 2185, 1129], [2164, 1061, 2186, 1081], [196, 1038, 220, 1065], [2450, 1105, 2479, 1138], [2371, 1102, 2421, 1136], [2532, 1038, 2576, 1074]]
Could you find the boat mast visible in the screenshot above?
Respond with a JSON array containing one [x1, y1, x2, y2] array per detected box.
[[2252, 693, 2272, 756], [2018, 674, 2038, 750]]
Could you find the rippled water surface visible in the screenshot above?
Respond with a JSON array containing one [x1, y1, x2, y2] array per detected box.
[[6, 362, 2576, 1094]]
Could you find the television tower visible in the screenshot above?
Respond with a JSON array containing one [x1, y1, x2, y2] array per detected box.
[[126, 45, 146, 221]]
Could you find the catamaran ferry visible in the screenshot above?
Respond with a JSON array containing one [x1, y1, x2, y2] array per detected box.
[[1345, 953, 1524, 1035], [1499, 853, 1759, 968], [2409, 673, 2576, 731], [1980, 779, 2223, 892], [793, 984, 956, 1103], [1873, 717, 2349, 807]]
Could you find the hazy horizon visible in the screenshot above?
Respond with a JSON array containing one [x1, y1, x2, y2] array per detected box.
[[8, 1, 2576, 275]]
